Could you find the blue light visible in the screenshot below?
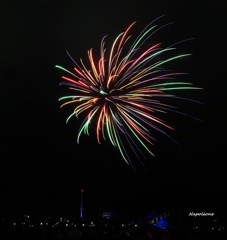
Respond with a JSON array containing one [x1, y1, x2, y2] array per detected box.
[[154, 219, 168, 230]]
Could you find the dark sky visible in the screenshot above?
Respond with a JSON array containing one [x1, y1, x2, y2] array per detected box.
[[1, 0, 226, 219]]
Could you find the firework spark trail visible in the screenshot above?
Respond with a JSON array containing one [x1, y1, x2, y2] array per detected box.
[[56, 15, 203, 170]]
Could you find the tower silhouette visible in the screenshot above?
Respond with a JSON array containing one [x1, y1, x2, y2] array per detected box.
[[80, 189, 84, 219]]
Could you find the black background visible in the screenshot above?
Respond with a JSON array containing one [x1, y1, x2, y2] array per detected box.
[[1, 0, 226, 219]]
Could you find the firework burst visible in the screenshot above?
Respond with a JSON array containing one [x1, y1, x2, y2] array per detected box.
[[56, 15, 202, 170]]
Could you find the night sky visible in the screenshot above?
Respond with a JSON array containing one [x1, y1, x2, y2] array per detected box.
[[1, 0, 226, 219]]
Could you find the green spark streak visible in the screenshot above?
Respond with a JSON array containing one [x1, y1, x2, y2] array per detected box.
[[151, 82, 203, 91], [122, 115, 155, 156], [66, 112, 76, 124], [58, 96, 79, 101], [112, 123, 130, 165], [99, 89, 108, 95], [105, 117, 117, 147], [159, 86, 202, 91], [151, 54, 192, 70], [55, 65, 77, 77], [128, 25, 157, 54], [77, 108, 99, 143]]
